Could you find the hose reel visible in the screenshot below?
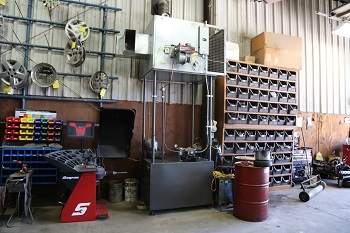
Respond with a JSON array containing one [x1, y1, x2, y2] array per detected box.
[[89, 71, 109, 93], [30, 63, 57, 88], [0, 60, 28, 89]]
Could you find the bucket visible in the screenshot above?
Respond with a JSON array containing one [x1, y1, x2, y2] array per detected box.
[[108, 180, 123, 203], [124, 178, 139, 202], [233, 162, 269, 222]]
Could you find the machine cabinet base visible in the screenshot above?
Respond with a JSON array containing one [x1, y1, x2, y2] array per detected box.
[[141, 159, 214, 212]]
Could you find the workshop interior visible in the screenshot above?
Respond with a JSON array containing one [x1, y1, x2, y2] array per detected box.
[[0, 0, 350, 230]]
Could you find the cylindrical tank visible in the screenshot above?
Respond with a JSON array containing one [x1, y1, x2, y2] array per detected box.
[[108, 180, 123, 203], [234, 162, 269, 222], [124, 178, 139, 202]]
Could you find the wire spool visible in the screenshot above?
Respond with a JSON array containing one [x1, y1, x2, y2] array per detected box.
[[30, 63, 57, 88], [0, 60, 28, 89], [89, 71, 109, 93], [65, 19, 90, 42], [64, 38, 86, 67], [42, 0, 60, 11]]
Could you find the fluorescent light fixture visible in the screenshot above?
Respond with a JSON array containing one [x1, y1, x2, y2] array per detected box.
[[332, 22, 350, 38]]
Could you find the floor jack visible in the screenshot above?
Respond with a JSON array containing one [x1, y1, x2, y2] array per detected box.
[[44, 149, 124, 223]]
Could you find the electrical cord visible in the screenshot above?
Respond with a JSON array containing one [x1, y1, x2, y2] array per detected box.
[[211, 171, 235, 192]]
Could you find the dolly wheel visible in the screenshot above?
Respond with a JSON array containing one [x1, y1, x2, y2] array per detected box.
[[338, 179, 343, 188]]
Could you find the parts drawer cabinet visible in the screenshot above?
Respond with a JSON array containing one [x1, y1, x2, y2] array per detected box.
[[1, 147, 59, 185], [215, 60, 299, 191]]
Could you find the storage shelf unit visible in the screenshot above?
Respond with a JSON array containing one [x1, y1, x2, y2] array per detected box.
[[1, 147, 60, 185], [215, 60, 299, 190], [3, 117, 63, 143]]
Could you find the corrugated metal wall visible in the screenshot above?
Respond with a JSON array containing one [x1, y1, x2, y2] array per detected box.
[[0, 0, 204, 105], [214, 0, 350, 114]]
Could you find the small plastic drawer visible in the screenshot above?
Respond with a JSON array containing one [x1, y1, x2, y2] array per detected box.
[[269, 116, 278, 125], [41, 125, 48, 130], [288, 71, 297, 81], [246, 143, 256, 153], [269, 68, 279, 78], [266, 130, 275, 141], [5, 129, 13, 134], [288, 82, 296, 92], [237, 88, 249, 99], [256, 130, 268, 140], [286, 116, 296, 126], [279, 81, 288, 91], [265, 142, 275, 151], [47, 131, 55, 136], [11, 135, 19, 140], [249, 76, 259, 88], [259, 102, 269, 113], [226, 73, 237, 85], [4, 135, 12, 140], [226, 86, 237, 98], [55, 125, 62, 130], [288, 93, 296, 103], [269, 79, 278, 90], [55, 119, 63, 125], [224, 143, 234, 153], [255, 142, 266, 151], [259, 78, 269, 89], [26, 135, 34, 141], [269, 103, 278, 113], [282, 176, 291, 185], [54, 131, 62, 136], [226, 113, 238, 124], [48, 125, 55, 130], [289, 102, 300, 114], [237, 75, 249, 86], [19, 135, 27, 140], [247, 64, 258, 75], [248, 114, 259, 125], [226, 100, 237, 111], [273, 165, 283, 175], [275, 131, 284, 140], [237, 101, 248, 112], [259, 115, 269, 125], [284, 131, 293, 140], [277, 116, 286, 125], [282, 165, 292, 174], [34, 119, 42, 124], [279, 92, 288, 102], [224, 129, 235, 141], [48, 119, 56, 124], [249, 89, 260, 100], [248, 101, 259, 112], [269, 92, 279, 102], [226, 61, 238, 72], [272, 177, 282, 186], [274, 154, 286, 163], [41, 119, 48, 124], [278, 104, 288, 114], [20, 129, 27, 135], [235, 130, 246, 140], [246, 130, 256, 140], [237, 63, 249, 74], [279, 70, 289, 80], [234, 143, 247, 154], [260, 90, 269, 101], [259, 66, 269, 76]]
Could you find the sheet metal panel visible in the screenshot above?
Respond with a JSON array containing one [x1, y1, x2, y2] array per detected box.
[[215, 0, 350, 114]]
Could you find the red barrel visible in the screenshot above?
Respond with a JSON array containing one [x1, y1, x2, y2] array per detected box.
[[233, 162, 269, 222]]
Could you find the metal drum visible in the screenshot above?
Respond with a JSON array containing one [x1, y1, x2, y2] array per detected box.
[[233, 162, 269, 222]]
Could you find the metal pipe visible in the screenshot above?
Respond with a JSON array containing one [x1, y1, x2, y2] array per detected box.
[[0, 41, 116, 57], [161, 85, 165, 163], [142, 76, 147, 159], [2, 14, 120, 34], [152, 70, 157, 163], [191, 76, 195, 146], [22, 0, 34, 109], [100, 7, 108, 71], [0, 94, 117, 103], [59, 0, 122, 11]]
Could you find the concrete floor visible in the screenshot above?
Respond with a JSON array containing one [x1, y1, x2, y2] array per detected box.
[[1, 178, 350, 233]]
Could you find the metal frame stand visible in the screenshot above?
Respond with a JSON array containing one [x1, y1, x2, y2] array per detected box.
[[6, 170, 34, 227]]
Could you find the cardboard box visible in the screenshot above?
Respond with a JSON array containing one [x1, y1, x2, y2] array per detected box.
[[252, 48, 301, 70], [251, 32, 302, 69], [244, 56, 255, 63], [226, 42, 239, 60]]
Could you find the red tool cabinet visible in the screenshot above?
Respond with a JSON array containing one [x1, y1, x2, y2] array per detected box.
[[343, 145, 350, 165]]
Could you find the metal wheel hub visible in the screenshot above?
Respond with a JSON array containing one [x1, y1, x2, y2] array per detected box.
[[64, 38, 86, 67], [0, 60, 28, 89], [89, 71, 109, 93], [65, 19, 90, 42], [30, 63, 57, 88]]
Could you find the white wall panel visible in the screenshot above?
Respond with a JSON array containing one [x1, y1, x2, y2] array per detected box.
[[214, 0, 350, 114]]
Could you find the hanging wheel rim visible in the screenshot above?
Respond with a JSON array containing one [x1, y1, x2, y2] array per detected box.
[[30, 63, 57, 88], [42, 0, 60, 11], [0, 60, 28, 89], [65, 19, 90, 42], [89, 71, 109, 93], [64, 38, 86, 67]]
